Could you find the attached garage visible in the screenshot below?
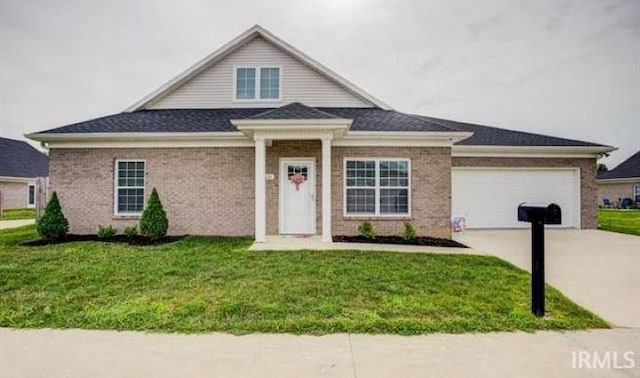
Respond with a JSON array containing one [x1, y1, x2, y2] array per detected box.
[[452, 168, 581, 229]]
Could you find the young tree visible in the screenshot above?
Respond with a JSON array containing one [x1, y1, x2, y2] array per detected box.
[[37, 191, 69, 240], [139, 188, 169, 239]]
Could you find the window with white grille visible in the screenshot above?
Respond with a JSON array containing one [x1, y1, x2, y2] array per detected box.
[[344, 159, 410, 216], [115, 160, 145, 215]]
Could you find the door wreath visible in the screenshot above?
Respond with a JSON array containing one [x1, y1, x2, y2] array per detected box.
[[289, 173, 306, 191]]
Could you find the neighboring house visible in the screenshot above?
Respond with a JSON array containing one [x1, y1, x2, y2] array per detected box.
[[0, 137, 48, 210], [597, 151, 640, 207], [26, 25, 614, 241]]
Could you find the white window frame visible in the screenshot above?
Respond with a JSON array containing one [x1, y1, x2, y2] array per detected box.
[[343, 158, 411, 218], [27, 184, 35, 208], [634, 184, 640, 203], [232, 65, 282, 102], [114, 159, 146, 217]]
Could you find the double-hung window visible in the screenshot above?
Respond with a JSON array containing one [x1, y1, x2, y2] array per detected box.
[[345, 159, 410, 216], [236, 68, 256, 99], [635, 185, 640, 203], [115, 160, 145, 215], [235, 66, 280, 100]]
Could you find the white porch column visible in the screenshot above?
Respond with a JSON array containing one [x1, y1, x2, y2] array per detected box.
[[321, 136, 332, 243], [254, 137, 267, 243]]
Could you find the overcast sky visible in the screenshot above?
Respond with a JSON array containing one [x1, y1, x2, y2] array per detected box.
[[1, 0, 638, 166]]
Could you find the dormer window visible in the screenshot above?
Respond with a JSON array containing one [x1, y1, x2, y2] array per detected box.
[[235, 66, 280, 101]]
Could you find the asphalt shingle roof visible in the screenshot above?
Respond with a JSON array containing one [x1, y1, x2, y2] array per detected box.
[[0, 137, 48, 178], [597, 151, 640, 179], [249, 102, 338, 120], [416, 115, 604, 147], [37, 107, 453, 134], [34, 103, 607, 147]]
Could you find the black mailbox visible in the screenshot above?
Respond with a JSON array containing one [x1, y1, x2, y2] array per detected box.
[[517, 202, 561, 317], [517, 203, 562, 225]]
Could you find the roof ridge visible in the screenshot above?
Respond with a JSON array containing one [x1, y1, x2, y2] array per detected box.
[[249, 102, 338, 120], [609, 150, 640, 170], [599, 150, 640, 179]]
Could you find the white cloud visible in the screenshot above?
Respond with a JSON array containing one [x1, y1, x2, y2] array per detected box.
[[0, 0, 638, 165]]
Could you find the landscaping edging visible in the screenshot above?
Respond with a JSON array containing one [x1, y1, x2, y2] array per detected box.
[[333, 235, 468, 248], [22, 234, 186, 246]]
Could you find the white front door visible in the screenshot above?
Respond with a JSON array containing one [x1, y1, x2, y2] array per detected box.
[[280, 159, 316, 234]]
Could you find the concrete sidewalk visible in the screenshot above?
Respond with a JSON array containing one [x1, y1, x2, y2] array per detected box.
[[0, 219, 35, 229], [0, 328, 638, 377]]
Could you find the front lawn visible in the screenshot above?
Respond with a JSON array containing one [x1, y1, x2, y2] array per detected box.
[[597, 208, 640, 236], [0, 225, 606, 334], [0, 208, 35, 220]]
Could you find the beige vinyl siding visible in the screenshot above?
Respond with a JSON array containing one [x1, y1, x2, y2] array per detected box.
[[148, 36, 372, 109]]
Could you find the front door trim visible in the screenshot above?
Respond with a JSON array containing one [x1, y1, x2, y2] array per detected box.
[[279, 157, 316, 234]]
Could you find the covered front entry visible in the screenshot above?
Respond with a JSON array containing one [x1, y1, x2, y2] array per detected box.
[[279, 158, 316, 235], [231, 106, 352, 243]]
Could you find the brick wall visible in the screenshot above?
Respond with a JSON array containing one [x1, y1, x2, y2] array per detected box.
[[332, 147, 452, 238], [452, 157, 598, 228], [0, 181, 29, 209], [50, 145, 452, 238], [49, 148, 255, 235], [265, 143, 452, 238]]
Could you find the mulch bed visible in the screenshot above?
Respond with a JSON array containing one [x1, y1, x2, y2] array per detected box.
[[333, 235, 468, 248], [22, 234, 186, 247]]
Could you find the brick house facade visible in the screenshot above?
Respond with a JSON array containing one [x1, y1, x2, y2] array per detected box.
[[29, 26, 613, 241]]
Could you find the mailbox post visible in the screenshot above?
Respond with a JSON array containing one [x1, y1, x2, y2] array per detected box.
[[517, 203, 561, 317]]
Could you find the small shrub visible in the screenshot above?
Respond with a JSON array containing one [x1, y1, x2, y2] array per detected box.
[[36, 191, 69, 241], [403, 221, 416, 241], [97, 225, 117, 239], [358, 221, 377, 240], [139, 188, 169, 240], [124, 225, 138, 237]]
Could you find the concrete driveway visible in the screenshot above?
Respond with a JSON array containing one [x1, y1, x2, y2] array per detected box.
[[454, 229, 640, 328]]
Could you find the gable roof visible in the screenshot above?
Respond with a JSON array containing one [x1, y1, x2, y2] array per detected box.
[[416, 115, 605, 147], [126, 25, 391, 112], [0, 137, 48, 178], [597, 151, 640, 180], [249, 102, 338, 120]]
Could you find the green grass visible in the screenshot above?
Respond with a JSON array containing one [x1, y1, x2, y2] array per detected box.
[[0, 208, 35, 220], [597, 208, 640, 236], [0, 225, 607, 335]]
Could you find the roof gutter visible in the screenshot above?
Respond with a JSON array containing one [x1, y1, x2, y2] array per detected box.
[[25, 129, 473, 149], [0, 176, 36, 183], [452, 145, 617, 158], [25, 132, 254, 149], [596, 177, 640, 184]]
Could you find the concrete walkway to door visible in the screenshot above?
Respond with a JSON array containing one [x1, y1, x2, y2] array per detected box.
[[453, 229, 640, 328]]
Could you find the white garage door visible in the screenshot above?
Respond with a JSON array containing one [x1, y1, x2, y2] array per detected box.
[[452, 168, 579, 228]]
